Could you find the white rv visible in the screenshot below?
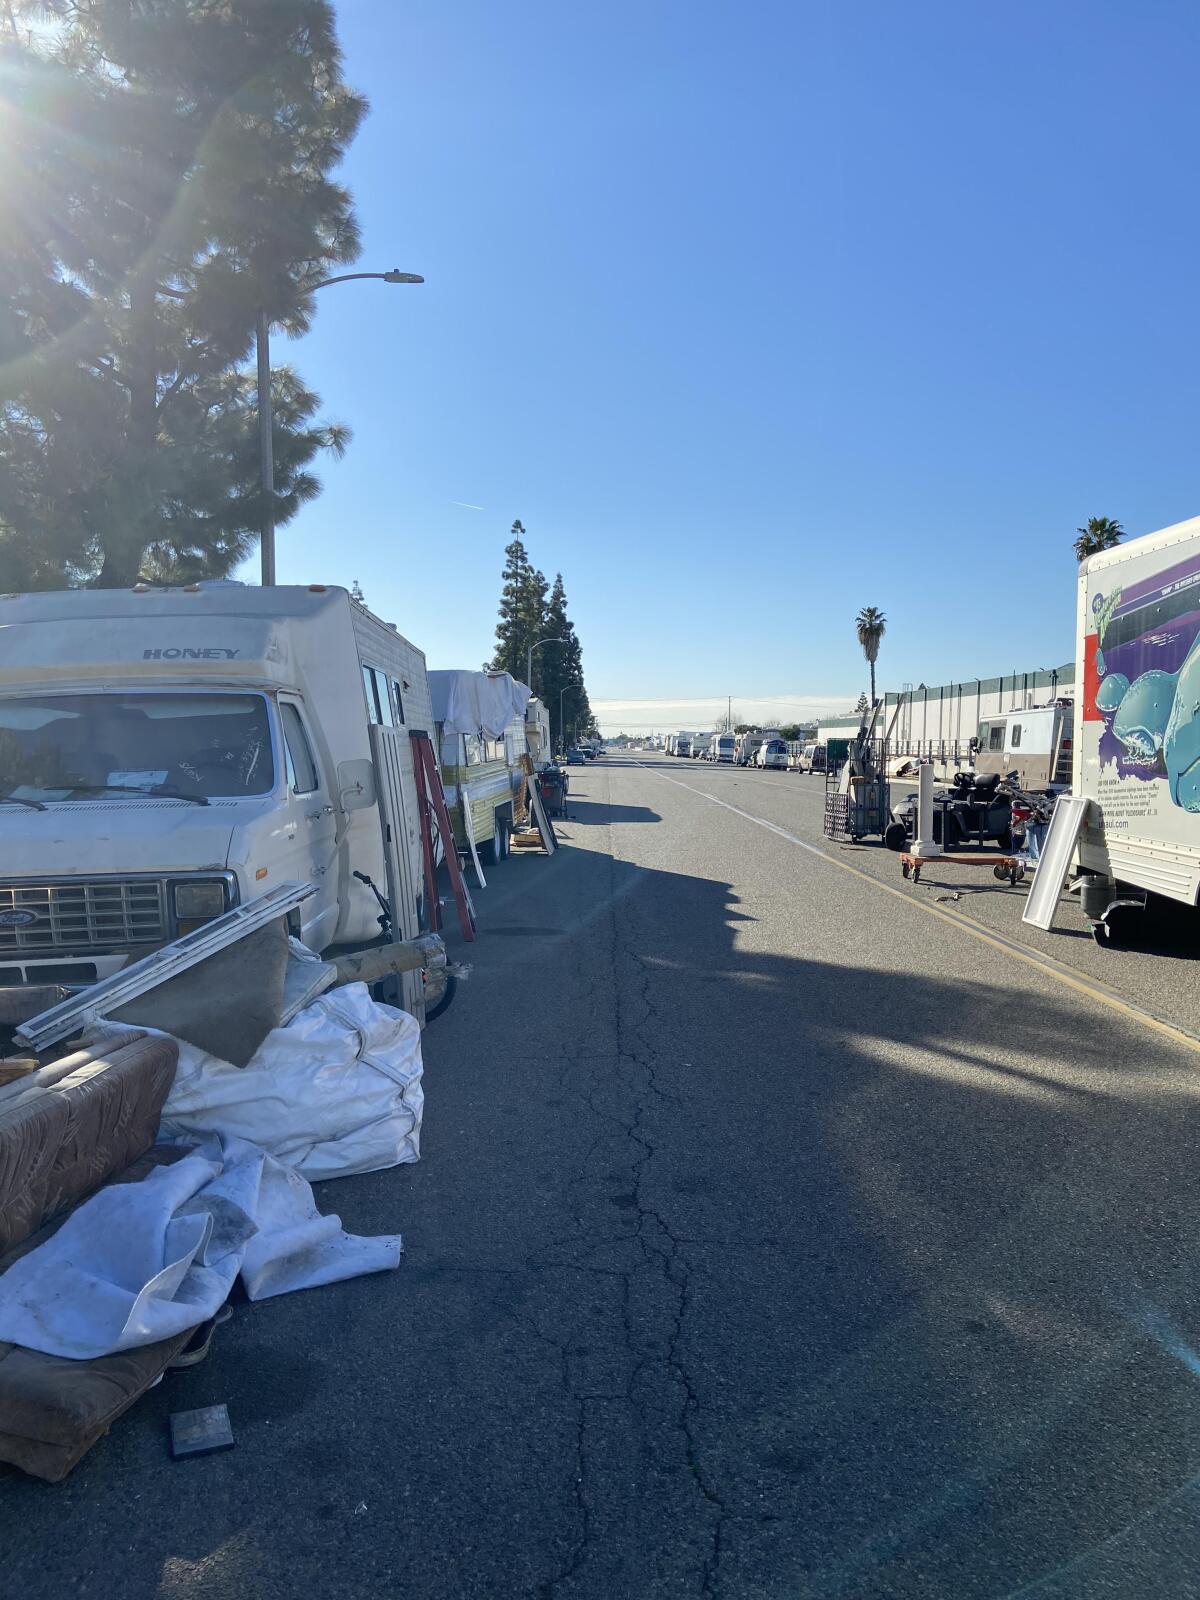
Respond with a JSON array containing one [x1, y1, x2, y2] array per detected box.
[[1074, 513, 1200, 927], [429, 670, 531, 865], [711, 733, 736, 764], [0, 583, 434, 1011], [975, 703, 1073, 792]]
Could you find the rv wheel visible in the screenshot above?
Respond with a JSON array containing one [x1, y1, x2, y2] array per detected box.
[[883, 821, 907, 852], [486, 814, 510, 865]]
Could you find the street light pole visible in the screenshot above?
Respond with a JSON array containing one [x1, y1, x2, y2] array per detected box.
[[258, 269, 423, 586], [526, 635, 564, 695], [256, 308, 276, 585]]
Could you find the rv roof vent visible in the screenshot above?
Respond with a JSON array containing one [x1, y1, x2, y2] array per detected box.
[[308, 584, 327, 593]]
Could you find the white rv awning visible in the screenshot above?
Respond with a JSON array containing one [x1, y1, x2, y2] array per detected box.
[[428, 670, 531, 739]]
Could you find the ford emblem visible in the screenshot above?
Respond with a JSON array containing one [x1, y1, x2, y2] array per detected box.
[[0, 909, 39, 927]]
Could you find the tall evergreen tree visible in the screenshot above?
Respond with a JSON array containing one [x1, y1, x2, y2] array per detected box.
[[490, 520, 549, 686], [541, 571, 591, 748], [0, 0, 364, 588]]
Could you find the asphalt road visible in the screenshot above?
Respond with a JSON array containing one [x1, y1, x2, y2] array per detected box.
[[7, 752, 1200, 1599]]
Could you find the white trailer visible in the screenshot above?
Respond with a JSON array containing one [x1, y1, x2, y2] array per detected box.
[[0, 583, 434, 1013], [1075, 513, 1200, 925], [711, 733, 736, 763], [429, 670, 531, 865], [975, 703, 1073, 792]]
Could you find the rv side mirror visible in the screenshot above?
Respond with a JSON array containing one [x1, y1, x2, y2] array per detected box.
[[338, 758, 377, 811]]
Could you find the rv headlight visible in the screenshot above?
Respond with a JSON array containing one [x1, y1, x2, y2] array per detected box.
[[172, 880, 228, 924]]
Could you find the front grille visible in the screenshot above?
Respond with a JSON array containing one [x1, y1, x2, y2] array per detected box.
[[0, 880, 168, 954]]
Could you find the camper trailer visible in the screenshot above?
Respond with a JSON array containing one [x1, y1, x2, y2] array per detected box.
[[1074, 512, 1200, 929], [429, 670, 531, 865], [0, 583, 435, 1014], [525, 697, 553, 765], [974, 703, 1073, 792]]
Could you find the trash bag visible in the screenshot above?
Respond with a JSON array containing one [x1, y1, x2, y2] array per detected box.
[[160, 985, 423, 1181]]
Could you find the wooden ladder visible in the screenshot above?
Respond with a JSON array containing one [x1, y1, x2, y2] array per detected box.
[[410, 730, 476, 942]]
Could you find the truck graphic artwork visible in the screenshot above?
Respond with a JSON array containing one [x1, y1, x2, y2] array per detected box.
[[1084, 546, 1200, 811]]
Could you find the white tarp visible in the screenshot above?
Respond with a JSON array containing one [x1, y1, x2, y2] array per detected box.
[[0, 1133, 402, 1360], [159, 985, 423, 1181], [429, 669, 531, 740]]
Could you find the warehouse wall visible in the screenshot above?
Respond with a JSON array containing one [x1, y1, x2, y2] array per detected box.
[[818, 660, 1075, 755]]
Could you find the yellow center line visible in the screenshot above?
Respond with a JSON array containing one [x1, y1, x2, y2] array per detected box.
[[640, 760, 1200, 1059]]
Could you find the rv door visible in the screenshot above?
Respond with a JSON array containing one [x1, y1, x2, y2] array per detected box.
[[369, 721, 425, 1019], [277, 695, 340, 950]]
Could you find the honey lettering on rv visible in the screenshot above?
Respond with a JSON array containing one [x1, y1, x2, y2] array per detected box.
[[142, 647, 239, 659]]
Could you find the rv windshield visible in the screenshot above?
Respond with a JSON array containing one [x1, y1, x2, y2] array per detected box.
[[0, 692, 275, 801]]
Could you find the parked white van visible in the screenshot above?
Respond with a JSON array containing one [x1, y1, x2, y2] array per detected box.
[[756, 738, 789, 770], [0, 583, 434, 1009]]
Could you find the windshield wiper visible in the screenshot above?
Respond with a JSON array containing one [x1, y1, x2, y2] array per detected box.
[[66, 783, 210, 807], [0, 792, 47, 812]]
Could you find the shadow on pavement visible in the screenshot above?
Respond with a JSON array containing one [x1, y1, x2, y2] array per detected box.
[[6, 824, 1200, 1600]]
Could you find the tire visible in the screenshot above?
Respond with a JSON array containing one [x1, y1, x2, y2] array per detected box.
[[883, 821, 907, 852], [424, 972, 458, 1022], [485, 813, 509, 865], [993, 828, 1013, 851]]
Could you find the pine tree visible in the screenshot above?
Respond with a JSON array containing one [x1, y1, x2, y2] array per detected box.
[[0, 0, 365, 588], [490, 520, 552, 686], [491, 522, 533, 677], [541, 572, 591, 748]]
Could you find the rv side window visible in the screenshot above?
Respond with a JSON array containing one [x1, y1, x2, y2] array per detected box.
[[1011, 723, 1022, 748], [362, 665, 383, 724], [988, 725, 1004, 750], [281, 704, 319, 794], [464, 734, 485, 766], [390, 679, 405, 726]]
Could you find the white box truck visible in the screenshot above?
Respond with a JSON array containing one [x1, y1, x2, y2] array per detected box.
[[1075, 513, 1200, 926], [0, 582, 436, 1012]]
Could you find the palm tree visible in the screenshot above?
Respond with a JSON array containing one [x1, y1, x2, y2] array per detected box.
[[855, 606, 887, 705], [1074, 517, 1124, 562]]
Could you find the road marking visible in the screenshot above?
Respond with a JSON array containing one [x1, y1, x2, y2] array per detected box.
[[641, 761, 1200, 1059]]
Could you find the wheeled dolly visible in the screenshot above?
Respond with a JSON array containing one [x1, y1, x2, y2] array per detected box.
[[899, 852, 1027, 886]]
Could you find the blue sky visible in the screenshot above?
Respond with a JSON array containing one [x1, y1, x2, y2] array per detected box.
[[246, 1, 1200, 731]]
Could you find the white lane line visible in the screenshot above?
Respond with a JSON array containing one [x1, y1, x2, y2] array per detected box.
[[638, 761, 1200, 1058]]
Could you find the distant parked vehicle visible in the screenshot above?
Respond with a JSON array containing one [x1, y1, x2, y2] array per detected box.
[[757, 738, 788, 770], [798, 742, 826, 774], [711, 733, 736, 764], [566, 748, 587, 765]]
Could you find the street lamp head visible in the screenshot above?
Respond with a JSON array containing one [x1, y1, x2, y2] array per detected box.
[[383, 269, 424, 284]]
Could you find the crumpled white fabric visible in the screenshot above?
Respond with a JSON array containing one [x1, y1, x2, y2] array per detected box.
[[428, 668, 531, 739], [160, 984, 423, 1181], [0, 1134, 401, 1360]]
